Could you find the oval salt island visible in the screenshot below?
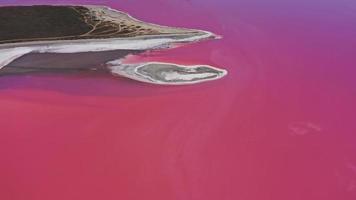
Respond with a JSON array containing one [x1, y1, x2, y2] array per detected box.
[[108, 61, 227, 85], [0, 5, 227, 85]]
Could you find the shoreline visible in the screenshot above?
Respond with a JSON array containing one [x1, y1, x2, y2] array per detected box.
[[0, 5, 227, 85]]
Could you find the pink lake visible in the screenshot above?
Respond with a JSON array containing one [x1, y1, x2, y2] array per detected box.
[[1, 0, 356, 199]]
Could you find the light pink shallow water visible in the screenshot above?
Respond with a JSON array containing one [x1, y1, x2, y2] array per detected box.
[[1, 0, 356, 199]]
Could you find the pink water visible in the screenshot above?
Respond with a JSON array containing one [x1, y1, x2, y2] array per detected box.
[[1, 0, 356, 199]]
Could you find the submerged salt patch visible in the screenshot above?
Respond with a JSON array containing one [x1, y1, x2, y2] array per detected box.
[[162, 71, 219, 81], [0, 47, 33, 69]]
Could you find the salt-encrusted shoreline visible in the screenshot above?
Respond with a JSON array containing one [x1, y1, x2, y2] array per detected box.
[[0, 5, 227, 85]]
